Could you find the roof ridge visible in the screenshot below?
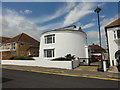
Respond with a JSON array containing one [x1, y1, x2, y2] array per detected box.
[[105, 18, 120, 28], [18, 33, 24, 42], [22, 33, 39, 42]]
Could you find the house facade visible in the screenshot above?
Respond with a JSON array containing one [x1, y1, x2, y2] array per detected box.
[[88, 44, 106, 62], [105, 18, 120, 66], [0, 33, 40, 60], [39, 25, 89, 64]]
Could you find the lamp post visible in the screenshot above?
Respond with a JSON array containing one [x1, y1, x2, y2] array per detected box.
[[94, 7, 103, 71]]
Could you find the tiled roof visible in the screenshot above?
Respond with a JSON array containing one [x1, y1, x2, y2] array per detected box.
[[3, 33, 40, 46], [0, 37, 11, 43], [105, 18, 120, 28], [0, 37, 11, 40], [88, 45, 104, 50]]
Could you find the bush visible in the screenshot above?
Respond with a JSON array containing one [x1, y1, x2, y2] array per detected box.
[[8, 56, 35, 60], [65, 54, 75, 60], [51, 57, 72, 61], [51, 54, 75, 61]]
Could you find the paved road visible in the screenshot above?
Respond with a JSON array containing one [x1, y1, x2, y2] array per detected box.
[[2, 68, 119, 88]]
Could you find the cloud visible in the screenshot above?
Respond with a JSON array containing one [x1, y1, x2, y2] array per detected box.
[[100, 15, 105, 18], [82, 23, 95, 29], [1, 8, 66, 41], [87, 30, 98, 39], [20, 9, 32, 14], [2, 9, 41, 41], [31, 2, 76, 24], [98, 3, 106, 7], [87, 14, 117, 47], [63, 3, 95, 26]]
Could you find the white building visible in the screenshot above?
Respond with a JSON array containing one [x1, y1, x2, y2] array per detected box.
[[39, 25, 89, 64], [105, 18, 120, 66]]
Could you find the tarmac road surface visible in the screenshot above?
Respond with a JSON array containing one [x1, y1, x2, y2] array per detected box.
[[2, 68, 119, 88]]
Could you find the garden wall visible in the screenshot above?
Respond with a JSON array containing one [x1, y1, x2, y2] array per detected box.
[[1, 59, 80, 69]]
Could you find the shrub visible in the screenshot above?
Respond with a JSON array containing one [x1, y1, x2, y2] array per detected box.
[[51, 57, 72, 61], [8, 56, 34, 60], [51, 54, 75, 61], [65, 54, 75, 60]]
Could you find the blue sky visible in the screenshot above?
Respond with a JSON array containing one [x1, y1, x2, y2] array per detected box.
[[1, 2, 119, 48]]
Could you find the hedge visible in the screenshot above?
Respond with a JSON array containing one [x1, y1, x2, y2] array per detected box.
[[8, 56, 35, 60]]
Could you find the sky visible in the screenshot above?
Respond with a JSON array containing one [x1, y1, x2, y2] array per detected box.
[[0, 1, 119, 48]]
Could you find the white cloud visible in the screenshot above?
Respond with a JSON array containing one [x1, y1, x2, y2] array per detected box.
[[2, 9, 41, 41], [87, 14, 118, 47], [20, 9, 32, 14], [63, 3, 95, 26], [98, 3, 106, 7], [1, 8, 67, 41], [82, 23, 95, 29], [100, 15, 105, 18], [87, 30, 98, 39], [31, 2, 76, 24]]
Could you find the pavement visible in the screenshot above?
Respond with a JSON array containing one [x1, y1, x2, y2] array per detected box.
[[1, 64, 120, 81]]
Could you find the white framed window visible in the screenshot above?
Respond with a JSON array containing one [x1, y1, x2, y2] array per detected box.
[[44, 34, 55, 44], [114, 30, 120, 39], [44, 49, 54, 58], [11, 42, 16, 50], [114, 31, 117, 39], [117, 30, 120, 38]]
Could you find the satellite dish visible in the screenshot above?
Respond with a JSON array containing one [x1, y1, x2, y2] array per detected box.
[[115, 50, 120, 60]]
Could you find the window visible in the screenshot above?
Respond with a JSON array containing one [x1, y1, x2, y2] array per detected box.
[[114, 30, 120, 39], [44, 49, 54, 58], [20, 42, 25, 46], [114, 31, 116, 39], [20, 51, 24, 56], [117, 30, 120, 38], [2, 52, 7, 56], [11, 43, 16, 49], [45, 34, 55, 44], [11, 52, 16, 56]]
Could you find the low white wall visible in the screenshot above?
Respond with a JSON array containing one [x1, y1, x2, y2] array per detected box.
[[72, 60, 80, 68], [1, 59, 80, 69]]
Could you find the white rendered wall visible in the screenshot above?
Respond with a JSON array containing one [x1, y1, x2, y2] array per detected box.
[[1, 59, 80, 69], [107, 27, 120, 66], [39, 31, 88, 61]]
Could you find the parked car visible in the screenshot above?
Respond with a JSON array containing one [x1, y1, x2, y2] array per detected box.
[[95, 56, 102, 61]]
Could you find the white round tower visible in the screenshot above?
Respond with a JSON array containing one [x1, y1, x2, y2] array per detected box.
[[39, 25, 88, 62]]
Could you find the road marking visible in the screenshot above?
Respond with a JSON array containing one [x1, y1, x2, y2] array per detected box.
[[2, 67, 120, 81]]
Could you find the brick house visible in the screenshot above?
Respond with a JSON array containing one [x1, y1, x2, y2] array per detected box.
[[0, 33, 40, 60], [88, 44, 106, 62], [0, 37, 11, 43]]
